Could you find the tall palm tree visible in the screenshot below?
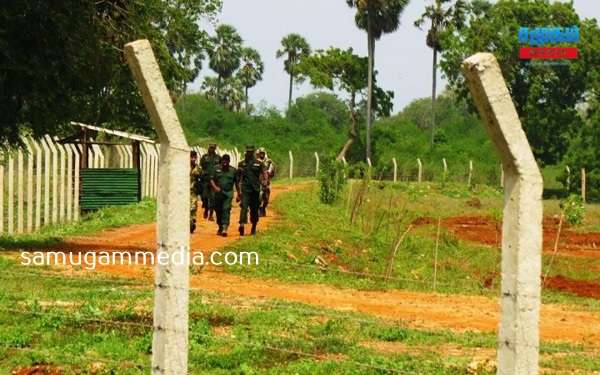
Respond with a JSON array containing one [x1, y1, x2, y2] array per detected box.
[[346, 0, 410, 161], [415, 0, 467, 149], [276, 33, 311, 108], [237, 47, 264, 112], [207, 24, 243, 98]]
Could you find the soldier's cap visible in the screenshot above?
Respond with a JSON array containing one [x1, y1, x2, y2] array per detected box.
[[245, 145, 256, 152], [208, 143, 217, 148], [190, 151, 198, 157], [221, 154, 230, 161]]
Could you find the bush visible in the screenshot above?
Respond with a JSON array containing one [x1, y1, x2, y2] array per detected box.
[[319, 155, 347, 204], [560, 194, 586, 226]]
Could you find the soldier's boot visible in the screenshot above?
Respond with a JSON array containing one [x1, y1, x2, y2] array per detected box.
[[221, 226, 228, 237], [238, 225, 245, 237], [208, 209, 215, 221], [259, 207, 266, 217], [203, 207, 209, 219], [251, 223, 257, 235], [217, 227, 223, 236]]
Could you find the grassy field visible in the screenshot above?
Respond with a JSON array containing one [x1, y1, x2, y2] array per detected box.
[[1, 179, 599, 373], [1, 256, 598, 374], [227, 181, 600, 310], [0, 198, 156, 249]]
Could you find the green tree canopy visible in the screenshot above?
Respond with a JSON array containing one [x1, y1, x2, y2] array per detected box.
[[207, 24, 244, 91], [0, 0, 222, 142], [440, 0, 600, 165], [298, 47, 394, 159], [237, 47, 264, 111], [276, 33, 311, 108]]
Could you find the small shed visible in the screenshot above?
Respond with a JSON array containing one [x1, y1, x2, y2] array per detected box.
[[64, 122, 155, 210]]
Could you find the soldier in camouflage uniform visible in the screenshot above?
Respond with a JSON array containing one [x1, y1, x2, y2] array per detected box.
[[190, 151, 202, 234], [200, 143, 221, 221], [236, 145, 267, 236], [209, 154, 238, 237], [256, 147, 275, 217]]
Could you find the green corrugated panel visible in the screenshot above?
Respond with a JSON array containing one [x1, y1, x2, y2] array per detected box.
[[80, 168, 140, 210]]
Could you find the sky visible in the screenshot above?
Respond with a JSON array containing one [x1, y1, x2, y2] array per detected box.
[[190, 0, 599, 114]]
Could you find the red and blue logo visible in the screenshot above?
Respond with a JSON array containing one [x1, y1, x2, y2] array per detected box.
[[519, 26, 579, 60]]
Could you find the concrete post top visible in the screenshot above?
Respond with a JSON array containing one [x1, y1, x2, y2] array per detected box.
[[124, 39, 188, 151], [461, 53, 541, 182]]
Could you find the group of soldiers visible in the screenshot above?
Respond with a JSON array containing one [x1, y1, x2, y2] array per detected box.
[[190, 144, 275, 237]]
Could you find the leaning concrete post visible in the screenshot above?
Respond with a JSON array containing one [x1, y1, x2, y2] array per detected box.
[[417, 158, 423, 183], [288, 150, 294, 180], [125, 39, 190, 375], [500, 163, 505, 188], [314, 152, 320, 178], [392, 158, 398, 183], [565, 166, 571, 191], [581, 168, 586, 203], [463, 53, 543, 375]]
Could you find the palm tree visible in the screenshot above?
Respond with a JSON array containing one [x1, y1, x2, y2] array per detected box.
[[276, 33, 311, 108], [415, 0, 467, 149], [207, 24, 243, 98], [346, 0, 410, 161], [237, 47, 264, 112]]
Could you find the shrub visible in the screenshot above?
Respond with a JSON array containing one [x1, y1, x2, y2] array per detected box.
[[319, 155, 347, 204]]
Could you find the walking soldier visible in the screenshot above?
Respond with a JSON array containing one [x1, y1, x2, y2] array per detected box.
[[256, 147, 275, 217], [190, 151, 202, 234], [200, 143, 221, 221], [236, 145, 268, 236], [209, 154, 238, 237]]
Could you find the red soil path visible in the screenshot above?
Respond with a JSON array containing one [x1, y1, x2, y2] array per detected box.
[[14, 185, 600, 346]]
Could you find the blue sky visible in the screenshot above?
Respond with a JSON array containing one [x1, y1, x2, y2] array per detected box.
[[190, 0, 599, 114]]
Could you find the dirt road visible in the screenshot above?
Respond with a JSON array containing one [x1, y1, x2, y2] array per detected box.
[[29, 184, 600, 345]]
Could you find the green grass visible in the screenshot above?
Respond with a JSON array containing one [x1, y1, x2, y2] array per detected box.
[[0, 199, 156, 249], [0, 256, 597, 374], [225, 181, 600, 310]]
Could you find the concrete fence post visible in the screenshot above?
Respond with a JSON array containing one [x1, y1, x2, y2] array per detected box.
[[581, 168, 586, 203], [417, 158, 423, 183], [31, 138, 42, 231], [40, 137, 51, 226], [442, 158, 448, 182], [0, 162, 3, 234], [65, 143, 74, 222], [44, 135, 59, 224], [565, 165, 571, 190], [54, 138, 67, 222], [468, 160, 474, 188], [288, 150, 294, 180], [17, 148, 24, 233], [7, 154, 14, 234], [463, 52, 543, 375], [314, 152, 320, 178], [68, 144, 81, 221], [392, 158, 398, 183], [23, 139, 34, 232], [126, 39, 190, 375], [500, 163, 505, 188]]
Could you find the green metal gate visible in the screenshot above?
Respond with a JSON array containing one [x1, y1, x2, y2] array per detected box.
[[80, 169, 140, 210]]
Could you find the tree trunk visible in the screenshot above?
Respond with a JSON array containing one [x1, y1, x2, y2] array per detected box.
[[245, 86, 249, 113], [217, 75, 222, 103], [288, 69, 294, 109], [430, 48, 438, 149], [338, 92, 359, 161], [366, 21, 375, 161]]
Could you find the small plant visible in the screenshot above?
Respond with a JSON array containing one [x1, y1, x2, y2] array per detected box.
[[319, 155, 347, 204], [560, 194, 586, 226]]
